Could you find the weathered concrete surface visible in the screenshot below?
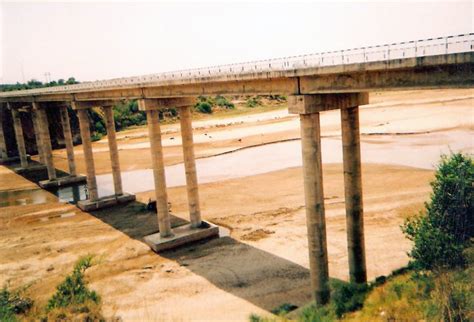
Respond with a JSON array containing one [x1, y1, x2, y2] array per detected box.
[[299, 112, 330, 305], [143, 221, 219, 253], [39, 174, 86, 189], [31, 111, 45, 164], [0, 108, 7, 160], [0, 53, 472, 102], [143, 101, 172, 237], [341, 106, 367, 284], [59, 105, 77, 176], [35, 105, 57, 181], [77, 193, 136, 212], [103, 105, 123, 196], [288, 93, 369, 114], [75, 107, 99, 201], [179, 106, 202, 228], [14, 163, 46, 174], [11, 108, 28, 168]]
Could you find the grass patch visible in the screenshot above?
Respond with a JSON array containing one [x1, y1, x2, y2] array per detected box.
[[3, 255, 105, 321], [271, 303, 298, 315], [46, 255, 99, 311], [0, 285, 33, 321], [45, 255, 104, 321]]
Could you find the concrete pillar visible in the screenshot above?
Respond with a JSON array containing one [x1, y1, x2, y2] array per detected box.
[[59, 105, 77, 176], [77, 109, 98, 201], [146, 109, 172, 237], [299, 112, 330, 305], [11, 108, 28, 168], [0, 107, 8, 160], [341, 106, 367, 284], [179, 106, 202, 228], [32, 111, 45, 164], [37, 108, 57, 180], [103, 106, 123, 196]]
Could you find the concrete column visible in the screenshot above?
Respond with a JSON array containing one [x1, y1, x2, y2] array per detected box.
[[0, 107, 8, 160], [299, 112, 330, 305], [77, 109, 98, 201], [32, 111, 45, 164], [11, 108, 28, 168], [37, 108, 56, 180], [59, 105, 77, 176], [341, 106, 367, 284], [146, 109, 172, 237], [103, 106, 123, 196], [179, 106, 202, 228]]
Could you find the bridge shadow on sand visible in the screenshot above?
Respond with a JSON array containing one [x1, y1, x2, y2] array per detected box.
[[3, 160, 315, 313], [89, 200, 314, 313]]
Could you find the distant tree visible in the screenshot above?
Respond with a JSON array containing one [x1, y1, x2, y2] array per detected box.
[[66, 77, 77, 85], [0, 77, 80, 92]]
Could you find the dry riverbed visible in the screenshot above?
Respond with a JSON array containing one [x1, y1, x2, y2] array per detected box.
[[0, 89, 472, 321]]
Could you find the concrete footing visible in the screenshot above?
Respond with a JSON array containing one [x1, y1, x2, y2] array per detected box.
[[13, 163, 47, 174], [77, 193, 136, 212], [39, 175, 87, 189], [0, 155, 31, 165], [144, 221, 219, 252]]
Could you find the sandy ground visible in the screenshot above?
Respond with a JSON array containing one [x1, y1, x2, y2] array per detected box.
[[0, 88, 473, 321]]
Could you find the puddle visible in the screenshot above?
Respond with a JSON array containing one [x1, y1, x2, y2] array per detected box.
[[49, 184, 88, 204], [0, 184, 89, 208], [96, 130, 473, 196], [0, 189, 58, 208]]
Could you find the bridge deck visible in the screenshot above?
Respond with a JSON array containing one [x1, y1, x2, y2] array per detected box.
[[0, 33, 473, 102]]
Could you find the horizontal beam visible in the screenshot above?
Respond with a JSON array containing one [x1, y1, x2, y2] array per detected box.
[[299, 62, 474, 93], [138, 97, 196, 111], [288, 93, 369, 114], [0, 53, 472, 106], [71, 100, 121, 110]]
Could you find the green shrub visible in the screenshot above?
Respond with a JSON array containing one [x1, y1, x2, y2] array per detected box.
[[271, 303, 298, 315], [113, 100, 147, 130], [95, 121, 105, 134], [0, 285, 33, 321], [331, 280, 369, 317], [402, 153, 473, 270], [47, 255, 100, 311], [298, 304, 336, 322], [215, 95, 235, 109], [268, 95, 287, 102], [246, 96, 262, 108], [91, 132, 103, 142], [195, 101, 213, 114]]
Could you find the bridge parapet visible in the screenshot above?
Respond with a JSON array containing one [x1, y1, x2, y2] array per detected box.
[[0, 33, 472, 100]]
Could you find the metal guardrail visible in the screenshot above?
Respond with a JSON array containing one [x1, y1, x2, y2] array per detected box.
[[2, 33, 473, 97]]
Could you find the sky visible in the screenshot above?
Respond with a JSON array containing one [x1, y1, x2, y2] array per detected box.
[[0, 0, 472, 84]]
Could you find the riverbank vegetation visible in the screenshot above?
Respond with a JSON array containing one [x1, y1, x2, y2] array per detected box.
[[0, 255, 104, 321], [250, 153, 473, 322]]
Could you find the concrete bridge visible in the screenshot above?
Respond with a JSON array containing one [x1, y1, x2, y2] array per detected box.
[[0, 33, 473, 305]]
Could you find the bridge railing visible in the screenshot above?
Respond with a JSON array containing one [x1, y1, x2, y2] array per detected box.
[[1, 33, 473, 97]]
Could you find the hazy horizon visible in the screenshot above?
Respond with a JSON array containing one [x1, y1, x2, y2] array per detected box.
[[1, 0, 472, 84]]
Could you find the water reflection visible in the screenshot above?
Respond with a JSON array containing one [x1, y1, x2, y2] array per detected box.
[[96, 130, 473, 195], [49, 184, 88, 204], [0, 189, 57, 207]]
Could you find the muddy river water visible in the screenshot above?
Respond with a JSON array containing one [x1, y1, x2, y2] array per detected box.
[[1, 129, 471, 206], [95, 129, 473, 197]]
